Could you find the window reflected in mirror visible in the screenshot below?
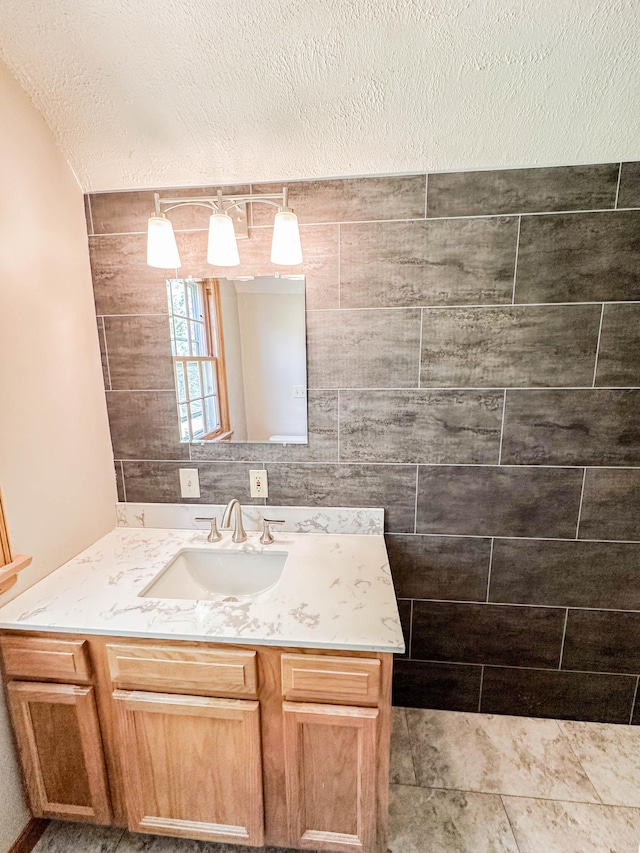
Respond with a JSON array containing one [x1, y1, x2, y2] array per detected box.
[[167, 276, 308, 444]]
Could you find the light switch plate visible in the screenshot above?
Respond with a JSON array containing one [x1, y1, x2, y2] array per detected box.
[[250, 469, 268, 498], [292, 385, 306, 398], [179, 468, 200, 498]]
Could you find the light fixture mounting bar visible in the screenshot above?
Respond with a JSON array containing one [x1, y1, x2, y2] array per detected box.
[[156, 192, 286, 208]]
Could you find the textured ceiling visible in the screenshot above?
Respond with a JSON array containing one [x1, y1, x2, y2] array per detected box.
[[0, 0, 639, 192]]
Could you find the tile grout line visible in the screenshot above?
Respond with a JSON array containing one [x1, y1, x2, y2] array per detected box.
[[408, 600, 414, 658], [497, 389, 507, 464], [592, 303, 605, 387], [413, 465, 419, 534], [89, 203, 640, 236], [477, 665, 484, 712], [337, 222, 341, 309], [423, 173, 429, 219], [384, 597, 640, 615], [86, 194, 95, 236], [499, 795, 524, 853], [403, 706, 420, 785], [553, 721, 604, 805], [629, 675, 640, 724], [558, 608, 569, 670], [511, 215, 521, 305], [116, 457, 640, 471], [307, 386, 640, 392], [417, 307, 424, 387], [94, 299, 640, 318], [575, 468, 587, 539], [337, 389, 341, 462], [305, 299, 640, 313], [119, 461, 127, 502], [100, 316, 113, 391], [614, 162, 622, 209], [486, 538, 494, 602], [399, 655, 640, 678], [390, 782, 624, 809]]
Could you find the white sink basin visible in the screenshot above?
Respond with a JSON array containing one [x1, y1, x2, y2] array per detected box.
[[140, 548, 288, 600]]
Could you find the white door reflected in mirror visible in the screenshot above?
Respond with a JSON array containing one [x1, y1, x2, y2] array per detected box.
[[167, 275, 308, 445]]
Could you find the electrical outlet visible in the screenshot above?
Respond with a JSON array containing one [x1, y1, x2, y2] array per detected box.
[[250, 469, 268, 498], [179, 468, 200, 498], [292, 385, 306, 398]]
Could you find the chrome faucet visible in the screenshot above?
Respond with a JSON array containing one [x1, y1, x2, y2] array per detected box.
[[221, 499, 247, 543]]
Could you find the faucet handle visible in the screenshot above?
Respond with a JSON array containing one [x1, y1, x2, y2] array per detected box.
[[260, 519, 285, 545], [195, 517, 222, 543]]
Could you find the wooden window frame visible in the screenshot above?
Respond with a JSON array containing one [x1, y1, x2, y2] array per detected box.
[[169, 278, 231, 443], [0, 487, 32, 595]]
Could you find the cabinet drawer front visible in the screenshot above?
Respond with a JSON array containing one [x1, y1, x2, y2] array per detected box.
[[281, 654, 380, 706], [106, 643, 257, 697], [0, 636, 91, 683]]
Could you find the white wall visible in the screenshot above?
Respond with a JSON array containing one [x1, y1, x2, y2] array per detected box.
[[238, 292, 307, 442], [218, 282, 248, 442], [0, 62, 116, 851]]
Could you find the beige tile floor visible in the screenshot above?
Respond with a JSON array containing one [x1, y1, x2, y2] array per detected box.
[[33, 708, 640, 853]]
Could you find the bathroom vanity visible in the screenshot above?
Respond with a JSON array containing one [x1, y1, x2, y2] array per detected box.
[[0, 507, 404, 853]]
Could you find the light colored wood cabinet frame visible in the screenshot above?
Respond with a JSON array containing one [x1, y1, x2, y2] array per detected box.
[[0, 630, 392, 853], [283, 701, 379, 851], [6, 681, 111, 824], [114, 690, 264, 845]]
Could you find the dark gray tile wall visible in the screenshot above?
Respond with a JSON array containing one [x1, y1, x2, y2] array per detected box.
[[86, 161, 640, 725]]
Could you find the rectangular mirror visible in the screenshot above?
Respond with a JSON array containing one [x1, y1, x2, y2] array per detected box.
[[167, 275, 308, 444]]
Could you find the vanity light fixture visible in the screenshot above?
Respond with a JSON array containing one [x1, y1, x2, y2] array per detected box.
[[146, 187, 303, 269]]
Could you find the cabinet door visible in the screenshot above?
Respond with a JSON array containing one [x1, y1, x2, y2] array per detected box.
[[7, 681, 111, 823], [113, 690, 264, 846], [283, 701, 378, 852]]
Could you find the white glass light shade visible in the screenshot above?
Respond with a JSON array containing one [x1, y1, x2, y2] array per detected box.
[[271, 209, 303, 265], [207, 212, 240, 266], [147, 215, 181, 268]]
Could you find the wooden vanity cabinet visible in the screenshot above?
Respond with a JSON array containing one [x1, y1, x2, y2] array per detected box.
[[0, 631, 392, 853], [3, 676, 111, 824]]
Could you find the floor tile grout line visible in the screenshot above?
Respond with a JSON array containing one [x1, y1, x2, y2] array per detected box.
[[629, 676, 640, 725], [511, 215, 521, 305], [552, 719, 605, 805], [592, 303, 605, 387], [413, 465, 419, 534], [403, 707, 421, 786], [391, 781, 617, 809], [498, 794, 524, 853], [497, 389, 507, 464], [614, 162, 623, 209], [477, 664, 485, 712], [575, 467, 587, 539]]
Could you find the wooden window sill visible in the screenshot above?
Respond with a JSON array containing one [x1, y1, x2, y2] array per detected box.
[[0, 555, 32, 595]]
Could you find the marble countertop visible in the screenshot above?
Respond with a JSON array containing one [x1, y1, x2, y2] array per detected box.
[[0, 526, 405, 653]]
